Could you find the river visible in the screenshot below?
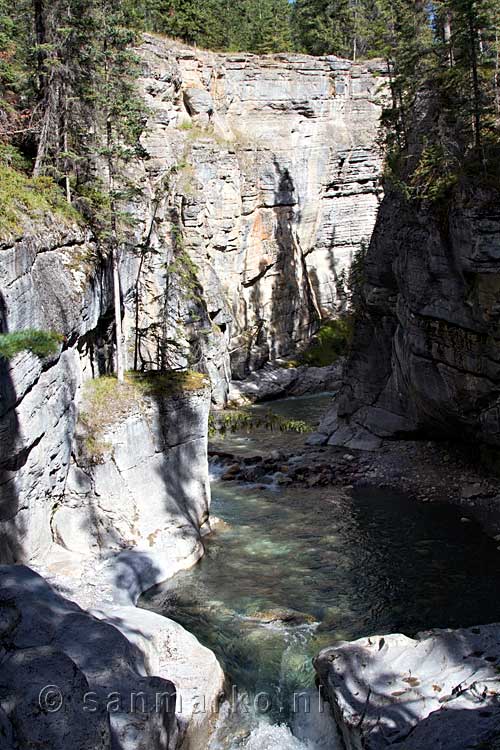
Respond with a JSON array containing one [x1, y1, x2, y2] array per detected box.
[[141, 394, 500, 749]]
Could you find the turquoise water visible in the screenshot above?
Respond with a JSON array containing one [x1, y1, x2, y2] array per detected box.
[[142, 395, 500, 748]]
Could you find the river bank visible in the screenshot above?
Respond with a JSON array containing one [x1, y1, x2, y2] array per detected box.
[[210, 400, 500, 540], [140, 392, 500, 749]]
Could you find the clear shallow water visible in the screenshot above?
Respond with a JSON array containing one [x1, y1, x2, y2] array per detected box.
[[142, 395, 500, 749]]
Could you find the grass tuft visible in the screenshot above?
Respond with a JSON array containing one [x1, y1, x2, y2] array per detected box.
[[0, 329, 64, 360], [209, 410, 312, 438], [79, 370, 209, 464]]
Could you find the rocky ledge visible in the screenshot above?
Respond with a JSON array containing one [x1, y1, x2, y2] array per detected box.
[[33, 382, 225, 750], [315, 624, 500, 750], [227, 361, 342, 405]]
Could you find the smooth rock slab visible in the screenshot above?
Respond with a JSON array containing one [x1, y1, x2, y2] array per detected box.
[[0, 565, 179, 750], [315, 624, 500, 750], [228, 362, 342, 405]]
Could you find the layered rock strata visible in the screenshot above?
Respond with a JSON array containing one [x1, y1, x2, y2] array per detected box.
[[313, 185, 500, 450], [134, 35, 386, 378]]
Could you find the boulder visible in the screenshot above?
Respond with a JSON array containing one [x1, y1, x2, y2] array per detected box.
[[0, 565, 179, 750], [183, 87, 214, 119], [315, 623, 500, 750]]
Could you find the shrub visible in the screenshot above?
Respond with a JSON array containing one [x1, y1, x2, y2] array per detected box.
[[0, 329, 64, 360], [298, 318, 352, 367], [209, 410, 312, 438], [0, 163, 79, 238]]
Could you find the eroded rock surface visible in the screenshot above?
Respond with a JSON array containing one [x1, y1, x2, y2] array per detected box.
[[315, 624, 500, 750], [314, 183, 500, 449], [227, 361, 342, 404], [135, 36, 386, 377], [0, 565, 179, 750]]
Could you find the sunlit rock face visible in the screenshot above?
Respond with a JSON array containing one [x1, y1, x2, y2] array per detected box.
[[137, 36, 386, 377], [315, 624, 500, 750]]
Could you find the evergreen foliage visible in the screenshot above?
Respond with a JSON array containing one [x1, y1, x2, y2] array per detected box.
[[123, 0, 294, 53], [0, 329, 63, 360]]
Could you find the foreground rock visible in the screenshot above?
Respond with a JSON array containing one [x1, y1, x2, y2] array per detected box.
[[36, 381, 225, 750], [315, 624, 500, 750], [0, 565, 178, 750], [227, 362, 342, 405]]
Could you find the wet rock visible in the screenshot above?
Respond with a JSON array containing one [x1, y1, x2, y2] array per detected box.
[[221, 463, 241, 480], [244, 608, 316, 626], [461, 483, 483, 500]]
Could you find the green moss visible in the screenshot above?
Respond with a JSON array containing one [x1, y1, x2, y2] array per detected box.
[[0, 163, 79, 239], [0, 329, 64, 360], [299, 318, 352, 367]]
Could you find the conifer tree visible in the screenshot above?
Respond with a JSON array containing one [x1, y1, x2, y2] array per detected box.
[[91, 0, 144, 382], [292, 0, 353, 57]]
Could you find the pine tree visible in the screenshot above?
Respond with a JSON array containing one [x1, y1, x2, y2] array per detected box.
[[90, 0, 144, 382], [0, 1, 32, 139], [292, 0, 353, 57], [247, 0, 293, 53], [432, 0, 500, 155]]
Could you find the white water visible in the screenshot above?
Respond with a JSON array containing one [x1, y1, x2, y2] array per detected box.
[[209, 688, 342, 750]]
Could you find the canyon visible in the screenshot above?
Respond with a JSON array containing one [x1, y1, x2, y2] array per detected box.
[[0, 36, 385, 750], [2, 31, 500, 750]]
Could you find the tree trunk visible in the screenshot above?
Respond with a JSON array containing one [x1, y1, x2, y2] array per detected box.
[[444, 11, 453, 65], [63, 99, 71, 204], [33, 0, 46, 94], [495, 30, 500, 116], [466, 2, 482, 152], [112, 245, 125, 383], [107, 115, 125, 384]]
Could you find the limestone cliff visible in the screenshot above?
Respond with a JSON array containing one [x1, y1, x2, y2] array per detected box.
[[132, 35, 386, 383], [314, 182, 500, 450], [0, 35, 386, 750], [0, 217, 224, 749]]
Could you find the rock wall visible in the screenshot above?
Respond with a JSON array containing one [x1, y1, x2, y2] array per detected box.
[[0, 218, 108, 564], [133, 35, 386, 379], [0, 216, 224, 749], [313, 183, 500, 450]]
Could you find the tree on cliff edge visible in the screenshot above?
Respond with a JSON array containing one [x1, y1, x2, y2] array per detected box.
[[93, 0, 144, 383]]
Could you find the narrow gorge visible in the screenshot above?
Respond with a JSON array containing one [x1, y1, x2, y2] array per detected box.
[[2, 8, 500, 750]]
